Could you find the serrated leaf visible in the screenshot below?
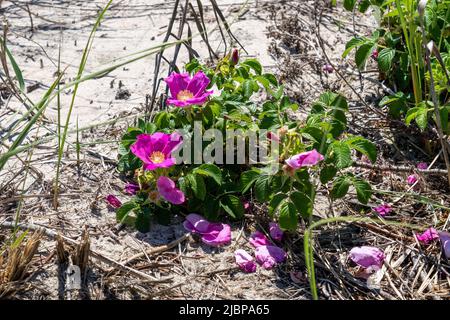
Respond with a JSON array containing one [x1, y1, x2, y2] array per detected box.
[[187, 174, 206, 201], [279, 201, 298, 231], [242, 58, 262, 75], [352, 178, 372, 204], [193, 164, 222, 185], [320, 165, 337, 184], [331, 175, 351, 199], [331, 141, 353, 169], [240, 170, 260, 193], [116, 201, 136, 223], [220, 195, 244, 219], [377, 48, 395, 72], [345, 136, 377, 163], [290, 191, 314, 219], [355, 43, 376, 70], [268, 193, 288, 217], [255, 175, 271, 202]]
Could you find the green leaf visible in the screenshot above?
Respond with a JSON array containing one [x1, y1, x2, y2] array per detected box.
[[377, 48, 395, 72], [352, 178, 372, 204], [242, 58, 262, 75], [268, 193, 288, 217], [358, 0, 371, 12], [220, 195, 245, 219], [204, 199, 220, 221], [320, 165, 337, 184], [279, 201, 298, 231], [187, 174, 206, 201], [345, 136, 377, 163], [330, 141, 353, 169], [116, 201, 136, 223], [355, 43, 376, 70], [135, 206, 151, 233], [3, 43, 25, 92], [343, 37, 368, 58], [406, 105, 429, 130], [344, 0, 357, 11], [255, 175, 271, 202], [193, 164, 222, 185], [290, 191, 314, 219], [240, 170, 260, 193], [331, 175, 351, 199]]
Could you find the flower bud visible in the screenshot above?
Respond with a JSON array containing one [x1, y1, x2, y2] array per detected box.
[[231, 49, 239, 66]]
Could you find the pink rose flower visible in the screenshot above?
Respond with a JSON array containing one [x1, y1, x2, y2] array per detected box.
[[164, 71, 213, 107], [130, 132, 182, 171], [234, 249, 256, 273], [157, 176, 185, 205], [285, 149, 324, 170]]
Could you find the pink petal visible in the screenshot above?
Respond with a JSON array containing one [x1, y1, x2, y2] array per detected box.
[[106, 195, 122, 208], [349, 246, 385, 270], [285, 149, 324, 169], [407, 174, 418, 185], [183, 213, 212, 234], [438, 231, 450, 259], [201, 223, 231, 247], [374, 204, 392, 217], [417, 162, 428, 170], [186, 70, 211, 96], [124, 183, 139, 195], [157, 176, 185, 205], [234, 249, 257, 273], [249, 231, 270, 248], [255, 245, 286, 270], [416, 228, 439, 245], [269, 222, 284, 241], [164, 72, 190, 97]]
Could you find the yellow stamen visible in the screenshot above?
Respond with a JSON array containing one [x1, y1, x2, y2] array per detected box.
[[176, 89, 194, 101], [150, 151, 165, 164]]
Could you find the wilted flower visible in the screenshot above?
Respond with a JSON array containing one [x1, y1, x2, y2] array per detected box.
[[231, 49, 239, 66], [349, 246, 385, 270], [234, 249, 257, 273], [371, 49, 379, 60], [183, 213, 231, 247], [269, 222, 283, 241], [148, 190, 161, 203], [374, 204, 392, 217], [106, 195, 122, 208], [277, 126, 288, 138], [417, 162, 428, 170], [255, 245, 287, 269], [407, 174, 418, 185], [130, 132, 182, 171], [124, 182, 139, 195], [285, 149, 324, 169], [249, 231, 270, 247], [416, 227, 439, 245], [322, 64, 333, 73], [157, 176, 185, 205], [438, 231, 450, 260], [165, 71, 213, 107], [267, 131, 280, 143]]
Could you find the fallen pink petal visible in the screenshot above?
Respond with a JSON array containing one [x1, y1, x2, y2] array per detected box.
[[322, 64, 333, 73], [374, 204, 392, 216], [269, 222, 283, 241], [349, 246, 385, 270], [201, 223, 231, 247], [106, 195, 122, 208], [417, 162, 428, 170], [438, 231, 450, 259], [286, 149, 324, 170], [416, 228, 439, 245], [130, 132, 182, 171], [165, 71, 213, 107], [407, 174, 418, 185], [183, 213, 213, 234], [249, 231, 270, 248], [255, 245, 287, 269], [157, 176, 185, 205], [234, 249, 257, 273]]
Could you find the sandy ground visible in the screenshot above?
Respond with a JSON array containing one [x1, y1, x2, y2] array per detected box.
[[1, 1, 448, 300]]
